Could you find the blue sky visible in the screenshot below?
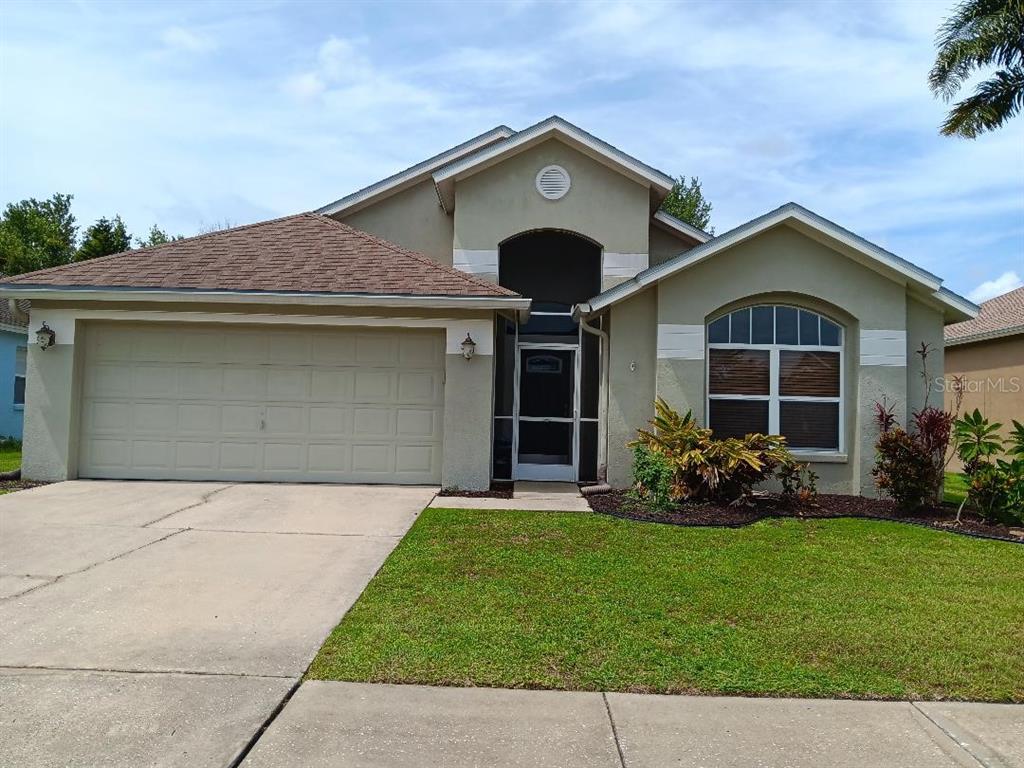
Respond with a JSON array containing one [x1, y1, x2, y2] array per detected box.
[[2, 0, 1022, 301]]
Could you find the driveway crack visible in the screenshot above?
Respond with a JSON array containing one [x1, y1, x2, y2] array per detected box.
[[602, 692, 628, 768], [910, 701, 990, 768], [142, 484, 233, 527], [0, 528, 187, 601], [0, 663, 293, 680]]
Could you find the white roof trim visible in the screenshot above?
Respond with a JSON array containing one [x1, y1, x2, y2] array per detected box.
[[431, 116, 675, 212], [946, 323, 1024, 346], [584, 203, 977, 322], [0, 286, 531, 311], [316, 125, 514, 217], [652, 210, 712, 244]]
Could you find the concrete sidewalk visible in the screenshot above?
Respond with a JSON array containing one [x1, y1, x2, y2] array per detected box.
[[241, 681, 1023, 768]]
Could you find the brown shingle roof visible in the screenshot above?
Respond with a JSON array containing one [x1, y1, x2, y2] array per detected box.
[[0, 298, 28, 330], [945, 286, 1024, 344], [0, 213, 517, 298]]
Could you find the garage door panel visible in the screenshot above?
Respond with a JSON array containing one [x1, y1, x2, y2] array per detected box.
[[79, 323, 443, 484]]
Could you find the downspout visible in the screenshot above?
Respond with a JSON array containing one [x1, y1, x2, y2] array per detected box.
[[577, 303, 609, 483]]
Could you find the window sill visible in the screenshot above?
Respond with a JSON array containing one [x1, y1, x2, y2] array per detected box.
[[13, 405, 24, 412], [790, 451, 847, 464]]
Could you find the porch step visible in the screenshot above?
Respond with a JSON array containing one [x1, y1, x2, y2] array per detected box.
[[513, 481, 581, 498]]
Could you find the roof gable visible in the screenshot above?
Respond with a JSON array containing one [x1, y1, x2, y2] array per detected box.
[[583, 202, 978, 323], [431, 116, 675, 212], [0, 214, 523, 306], [316, 125, 513, 217]]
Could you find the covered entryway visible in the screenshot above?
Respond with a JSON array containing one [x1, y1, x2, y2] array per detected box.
[[77, 322, 444, 484]]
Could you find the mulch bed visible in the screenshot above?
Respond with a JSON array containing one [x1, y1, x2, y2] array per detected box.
[[438, 481, 514, 499], [0, 480, 46, 494], [587, 490, 1024, 543]]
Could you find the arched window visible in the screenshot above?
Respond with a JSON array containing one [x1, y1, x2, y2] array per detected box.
[[707, 305, 843, 452]]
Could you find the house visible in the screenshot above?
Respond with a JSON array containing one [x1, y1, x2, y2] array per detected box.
[[0, 116, 978, 493], [0, 298, 28, 440], [944, 286, 1023, 454]]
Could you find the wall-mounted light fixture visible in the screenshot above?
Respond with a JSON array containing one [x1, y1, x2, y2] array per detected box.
[[36, 322, 56, 351], [460, 333, 476, 360]]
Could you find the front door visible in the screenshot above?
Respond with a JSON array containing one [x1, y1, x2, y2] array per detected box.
[[514, 346, 577, 481]]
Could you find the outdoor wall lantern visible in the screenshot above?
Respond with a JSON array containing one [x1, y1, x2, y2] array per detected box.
[[36, 322, 56, 351], [460, 332, 476, 360]]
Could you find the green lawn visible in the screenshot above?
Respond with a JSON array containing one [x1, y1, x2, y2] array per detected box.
[[944, 472, 969, 506], [0, 448, 21, 474], [309, 508, 1024, 702]]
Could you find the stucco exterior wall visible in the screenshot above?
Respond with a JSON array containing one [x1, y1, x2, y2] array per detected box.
[[20, 301, 495, 489], [649, 224, 694, 267], [606, 288, 657, 488], [453, 139, 650, 287], [944, 334, 1024, 462], [0, 330, 26, 440], [905, 296, 946, 415], [604, 224, 931, 495], [336, 179, 454, 266]]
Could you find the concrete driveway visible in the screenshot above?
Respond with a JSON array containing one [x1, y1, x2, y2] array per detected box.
[[0, 480, 434, 768]]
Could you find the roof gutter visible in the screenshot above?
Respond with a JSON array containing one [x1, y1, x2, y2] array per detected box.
[[0, 285, 531, 311]]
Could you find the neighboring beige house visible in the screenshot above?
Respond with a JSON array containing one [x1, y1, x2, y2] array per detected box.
[[944, 286, 1024, 448], [0, 116, 978, 493]]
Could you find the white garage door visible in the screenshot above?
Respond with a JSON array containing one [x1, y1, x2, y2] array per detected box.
[[78, 322, 445, 484]]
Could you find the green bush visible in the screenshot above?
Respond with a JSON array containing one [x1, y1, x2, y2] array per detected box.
[[629, 444, 675, 511], [630, 398, 793, 505], [952, 412, 1024, 525]]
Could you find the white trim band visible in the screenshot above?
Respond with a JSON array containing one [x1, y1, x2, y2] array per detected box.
[[453, 249, 499, 279], [603, 253, 649, 280], [657, 324, 705, 360], [860, 329, 907, 366]]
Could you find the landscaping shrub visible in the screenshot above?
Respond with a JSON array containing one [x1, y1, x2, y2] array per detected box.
[[871, 399, 954, 513], [778, 461, 818, 505], [630, 398, 792, 505], [953, 411, 1024, 525], [629, 444, 674, 511]]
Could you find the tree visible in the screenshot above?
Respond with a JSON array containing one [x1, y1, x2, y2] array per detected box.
[[929, 0, 1024, 138], [0, 193, 78, 275], [77, 215, 132, 261], [135, 225, 182, 248], [659, 175, 714, 233]]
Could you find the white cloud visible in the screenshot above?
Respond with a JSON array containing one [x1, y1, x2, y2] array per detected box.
[[160, 26, 216, 53], [968, 271, 1024, 303]]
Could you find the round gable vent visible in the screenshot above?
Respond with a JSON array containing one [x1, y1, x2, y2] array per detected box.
[[535, 165, 571, 200]]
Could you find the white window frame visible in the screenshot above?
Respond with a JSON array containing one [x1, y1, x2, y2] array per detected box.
[[13, 345, 26, 408], [706, 306, 844, 454]]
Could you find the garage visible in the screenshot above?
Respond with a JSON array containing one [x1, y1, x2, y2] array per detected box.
[[77, 322, 445, 484]]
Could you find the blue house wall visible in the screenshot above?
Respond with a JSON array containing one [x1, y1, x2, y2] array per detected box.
[[0, 329, 26, 440]]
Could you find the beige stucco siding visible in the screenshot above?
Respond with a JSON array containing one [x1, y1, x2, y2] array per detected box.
[[649, 224, 695, 267], [606, 289, 657, 488], [944, 334, 1024, 449], [336, 179, 454, 266], [603, 224, 932, 495], [906, 296, 946, 415], [453, 139, 650, 261]]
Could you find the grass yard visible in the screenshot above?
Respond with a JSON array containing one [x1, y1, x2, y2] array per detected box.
[[944, 472, 969, 506], [0, 447, 21, 473], [309, 508, 1024, 702]]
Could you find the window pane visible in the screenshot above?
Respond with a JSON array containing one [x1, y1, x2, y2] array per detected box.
[[579, 421, 598, 482], [730, 308, 750, 343], [14, 376, 26, 406], [519, 350, 574, 417], [580, 330, 599, 419], [780, 351, 840, 397], [708, 316, 729, 343], [776, 307, 798, 344], [709, 349, 770, 395], [709, 399, 769, 439], [820, 318, 841, 346], [751, 306, 774, 344], [519, 313, 577, 336], [493, 320, 515, 416], [781, 401, 839, 450], [15, 347, 26, 377], [799, 310, 819, 345], [492, 419, 513, 479]]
